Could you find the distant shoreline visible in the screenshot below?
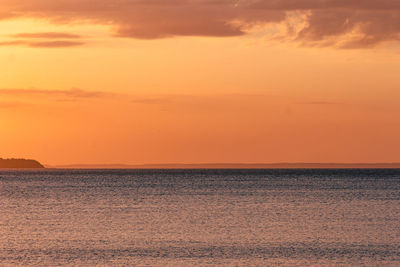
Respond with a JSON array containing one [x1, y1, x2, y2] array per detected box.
[[46, 163, 400, 169]]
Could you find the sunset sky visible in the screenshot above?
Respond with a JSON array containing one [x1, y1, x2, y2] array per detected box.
[[1, 0, 400, 165]]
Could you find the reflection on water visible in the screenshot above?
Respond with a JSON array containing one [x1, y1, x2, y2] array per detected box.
[[1, 169, 399, 266]]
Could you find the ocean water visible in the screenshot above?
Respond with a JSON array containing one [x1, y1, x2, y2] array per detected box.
[[0, 169, 399, 266]]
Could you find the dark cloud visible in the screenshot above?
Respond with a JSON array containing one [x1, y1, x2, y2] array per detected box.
[[248, 0, 400, 10], [0, 0, 399, 47], [296, 9, 400, 48]]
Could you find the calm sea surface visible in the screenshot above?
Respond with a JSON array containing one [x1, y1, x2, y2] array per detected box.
[[0, 169, 399, 266]]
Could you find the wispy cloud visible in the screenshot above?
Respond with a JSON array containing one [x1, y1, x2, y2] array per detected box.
[[12, 32, 82, 39], [0, 41, 25, 46], [131, 93, 276, 105], [0, 88, 112, 99], [28, 41, 85, 48], [0, 40, 84, 48], [131, 96, 173, 105], [0, 31, 85, 48], [296, 101, 343, 105], [129, 93, 284, 114]]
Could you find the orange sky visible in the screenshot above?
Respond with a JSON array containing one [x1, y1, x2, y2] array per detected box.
[[1, 1, 400, 165]]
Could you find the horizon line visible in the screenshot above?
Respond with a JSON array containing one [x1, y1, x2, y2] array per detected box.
[[45, 162, 400, 169]]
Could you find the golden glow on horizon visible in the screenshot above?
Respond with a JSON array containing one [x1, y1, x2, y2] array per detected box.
[[1, 5, 400, 165]]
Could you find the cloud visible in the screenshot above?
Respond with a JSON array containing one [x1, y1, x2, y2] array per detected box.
[[132, 93, 276, 103], [0, 31, 85, 48], [0, 41, 25, 46], [0, 90, 277, 112], [130, 93, 284, 114], [0, 0, 398, 47], [296, 101, 343, 105], [131, 96, 173, 105], [1, 90, 271, 108], [0, 88, 112, 98], [296, 8, 400, 48], [27, 40, 84, 47], [12, 32, 82, 39], [0, 40, 84, 48]]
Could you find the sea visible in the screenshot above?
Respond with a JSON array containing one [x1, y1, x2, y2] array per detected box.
[[0, 169, 399, 266]]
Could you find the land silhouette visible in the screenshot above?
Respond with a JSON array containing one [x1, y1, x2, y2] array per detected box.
[[0, 158, 44, 169]]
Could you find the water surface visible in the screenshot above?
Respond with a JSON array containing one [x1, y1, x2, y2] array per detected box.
[[1, 169, 399, 266]]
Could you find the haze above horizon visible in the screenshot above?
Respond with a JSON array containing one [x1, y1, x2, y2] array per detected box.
[[46, 162, 400, 170], [1, 0, 400, 165]]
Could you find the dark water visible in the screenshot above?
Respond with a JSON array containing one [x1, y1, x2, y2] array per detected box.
[[1, 169, 399, 266]]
